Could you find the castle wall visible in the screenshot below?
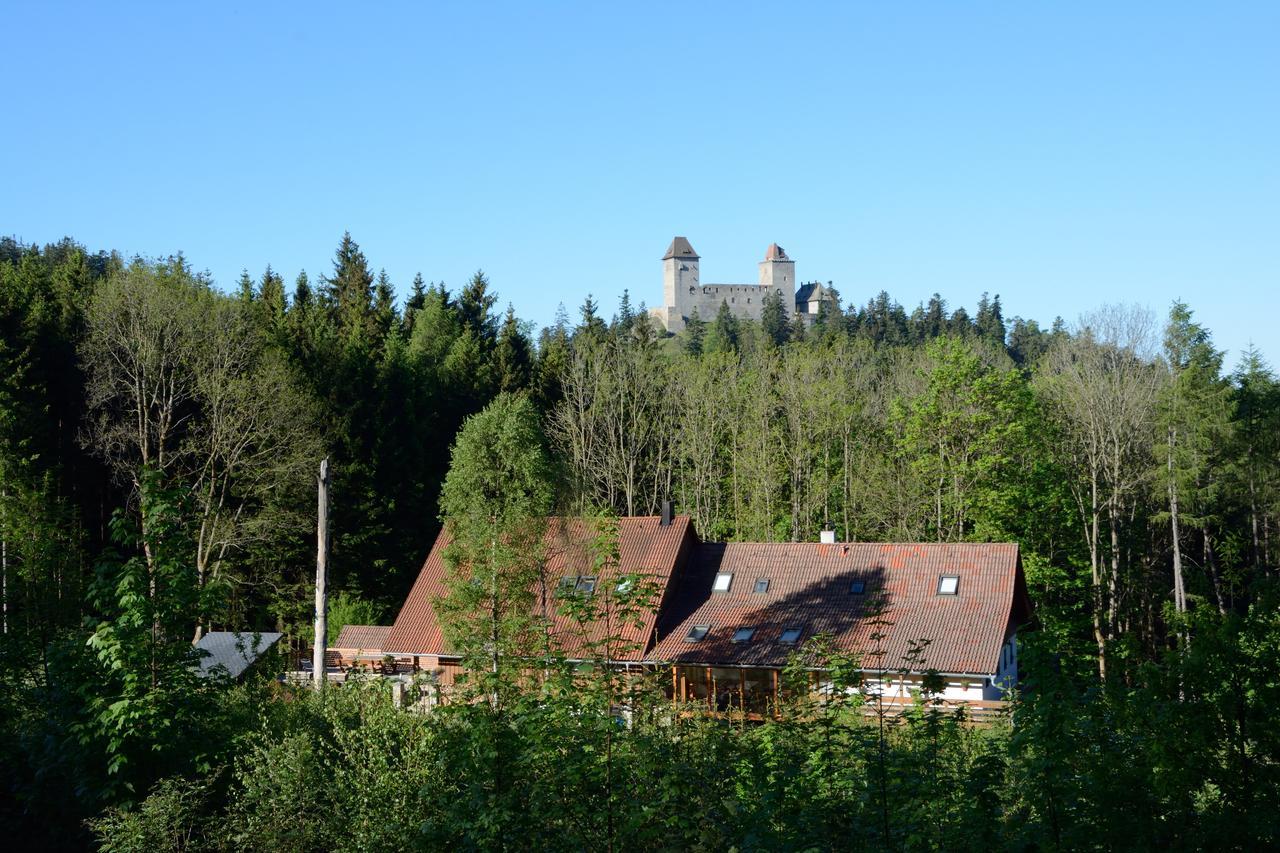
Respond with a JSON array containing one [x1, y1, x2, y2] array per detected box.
[[682, 283, 775, 324]]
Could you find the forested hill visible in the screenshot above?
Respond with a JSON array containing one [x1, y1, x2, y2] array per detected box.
[[3, 232, 1279, 849]]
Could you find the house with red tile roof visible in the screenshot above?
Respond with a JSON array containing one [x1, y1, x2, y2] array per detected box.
[[373, 512, 1032, 714]]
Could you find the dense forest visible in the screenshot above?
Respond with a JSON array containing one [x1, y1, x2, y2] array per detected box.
[[1, 233, 1278, 850]]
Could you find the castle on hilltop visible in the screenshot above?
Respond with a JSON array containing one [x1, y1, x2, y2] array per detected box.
[[649, 237, 836, 333]]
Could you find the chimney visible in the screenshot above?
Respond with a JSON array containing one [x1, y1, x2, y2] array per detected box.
[[819, 529, 837, 544], [660, 500, 673, 526]]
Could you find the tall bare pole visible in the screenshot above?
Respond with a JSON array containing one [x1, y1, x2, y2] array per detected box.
[[312, 458, 329, 689]]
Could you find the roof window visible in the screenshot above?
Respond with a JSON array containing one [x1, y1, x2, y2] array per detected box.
[[558, 576, 577, 593], [712, 572, 733, 593], [754, 577, 770, 594], [849, 580, 865, 595], [937, 575, 959, 596], [575, 576, 597, 595], [732, 627, 756, 643], [685, 624, 710, 643], [615, 577, 633, 594], [779, 627, 803, 645]]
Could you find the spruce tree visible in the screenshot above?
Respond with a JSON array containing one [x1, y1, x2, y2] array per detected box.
[[761, 289, 790, 347], [683, 307, 706, 356], [703, 301, 740, 355], [324, 232, 375, 341], [457, 271, 498, 345], [494, 304, 533, 392]]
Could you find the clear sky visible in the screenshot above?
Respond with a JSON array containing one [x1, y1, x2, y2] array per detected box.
[[3, 2, 1277, 365]]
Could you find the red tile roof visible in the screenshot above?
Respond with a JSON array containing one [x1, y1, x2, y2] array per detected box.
[[650, 542, 1027, 676], [384, 515, 695, 660], [332, 624, 392, 652]]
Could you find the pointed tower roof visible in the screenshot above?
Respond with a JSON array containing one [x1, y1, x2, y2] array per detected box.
[[764, 243, 789, 261], [662, 236, 699, 260]]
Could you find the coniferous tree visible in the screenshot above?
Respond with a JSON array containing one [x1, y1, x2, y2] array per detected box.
[[373, 269, 397, 340], [1154, 301, 1232, 612], [614, 289, 635, 339], [976, 293, 1006, 345], [761, 289, 790, 347], [703, 301, 740, 355], [575, 294, 608, 342], [324, 232, 375, 342], [403, 272, 427, 335], [682, 307, 706, 356], [494, 304, 533, 393], [457, 271, 498, 345]]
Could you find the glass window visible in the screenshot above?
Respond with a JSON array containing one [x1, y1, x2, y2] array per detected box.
[[754, 577, 770, 593], [937, 575, 959, 596], [576, 576, 597, 595], [615, 577, 633, 594], [558, 576, 577, 593], [732, 627, 755, 643], [779, 627, 802, 645], [849, 580, 865, 594], [713, 572, 733, 593], [685, 624, 710, 643]]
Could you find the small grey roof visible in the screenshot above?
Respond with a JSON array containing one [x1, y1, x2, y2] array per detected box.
[[194, 631, 283, 680], [662, 236, 699, 260], [795, 282, 831, 304]]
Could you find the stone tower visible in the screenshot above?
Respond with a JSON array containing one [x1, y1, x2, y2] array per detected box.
[[758, 243, 796, 309], [661, 236, 699, 332]]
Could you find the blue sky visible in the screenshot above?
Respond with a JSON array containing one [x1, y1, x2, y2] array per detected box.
[[3, 2, 1277, 365]]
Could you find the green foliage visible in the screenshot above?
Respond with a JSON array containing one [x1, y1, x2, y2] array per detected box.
[[325, 591, 384, 647], [436, 392, 557, 702]]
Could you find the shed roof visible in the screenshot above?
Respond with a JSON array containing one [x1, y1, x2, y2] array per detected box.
[[384, 516, 695, 659], [194, 631, 283, 680], [333, 624, 392, 651], [650, 542, 1028, 675]]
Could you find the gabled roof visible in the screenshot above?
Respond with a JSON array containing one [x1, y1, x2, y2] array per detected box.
[[651, 542, 1027, 675], [333, 624, 392, 651], [662, 237, 699, 260], [194, 631, 283, 680], [794, 281, 831, 304], [384, 516, 695, 660]]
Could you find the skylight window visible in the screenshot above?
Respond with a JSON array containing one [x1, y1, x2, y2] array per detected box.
[[849, 580, 865, 594], [937, 575, 960, 596], [575, 576, 597, 595], [685, 625, 710, 643], [732, 627, 755, 643], [754, 577, 770, 594], [779, 627, 803, 645], [558, 576, 577, 593], [712, 572, 733, 593], [615, 577, 633, 594]]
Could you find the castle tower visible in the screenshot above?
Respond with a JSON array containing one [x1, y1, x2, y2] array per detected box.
[[758, 243, 796, 311], [661, 236, 700, 332]]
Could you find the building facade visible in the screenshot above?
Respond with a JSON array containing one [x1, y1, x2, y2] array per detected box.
[[372, 514, 1032, 715], [650, 237, 835, 333]]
